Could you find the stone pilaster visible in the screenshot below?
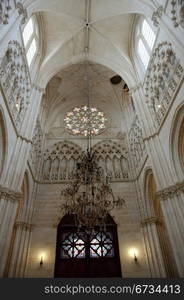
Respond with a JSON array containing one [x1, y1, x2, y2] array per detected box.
[[0, 187, 21, 276], [141, 217, 166, 277], [157, 182, 184, 276], [7, 221, 33, 277]]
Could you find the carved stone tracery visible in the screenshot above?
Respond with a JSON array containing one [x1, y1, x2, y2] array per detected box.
[[144, 42, 184, 128], [152, 6, 164, 27], [0, 40, 31, 129], [29, 119, 43, 177], [169, 0, 184, 28], [129, 115, 146, 170], [92, 140, 129, 179], [42, 141, 83, 181], [42, 140, 129, 182], [0, 0, 12, 24], [0, 0, 27, 25]]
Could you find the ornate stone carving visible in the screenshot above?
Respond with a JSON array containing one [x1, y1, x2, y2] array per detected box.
[[0, 0, 13, 24], [0, 186, 22, 202], [0, 0, 27, 25], [42, 139, 130, 182], [29, 119, 43, 177], [144, 41, 184, 128], [141, 216, 159, 226], [157, 180, 184, 200], [129, 115, 146, 170], [42, 141, 83, 181], [15, 1, 27, 25], [92, 140, 130, 179], [14, 221, 33, 231], [152, 6, 164, 27], [0, 40, 31, 129], [169, 0, 184, 28]]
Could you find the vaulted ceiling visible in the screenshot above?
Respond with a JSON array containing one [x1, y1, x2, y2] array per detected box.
[[26, 0, 156, 87], [44, 62, 125, 139], [25, 0, 157, 138]]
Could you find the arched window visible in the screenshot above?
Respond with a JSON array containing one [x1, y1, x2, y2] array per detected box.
[[22, 16, 39, 67], [136, 18, 156, 69], [54, 214, 122, 277]]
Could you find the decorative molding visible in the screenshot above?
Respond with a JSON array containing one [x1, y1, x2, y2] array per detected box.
[[144, 41, 184, 129], [92, 140, 130, 180], [169, 0, 184, 28], [0, 40, 32, 130], [14, 221, 33, 231], [152, 6, 164, 27], [41, 140, 130, 182], [0, 186, 22, 202], [156, 180, 184, 200], [141, 216, 159, 226], [42, 141, 83, 182]]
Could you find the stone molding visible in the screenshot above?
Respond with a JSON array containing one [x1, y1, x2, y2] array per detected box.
[[141, 216, 160, 226], [0, 186, 22, 202], [14, 221, 33, 231], [156, 180, 184, 200]]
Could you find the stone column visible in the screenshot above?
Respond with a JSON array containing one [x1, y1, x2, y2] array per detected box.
[[158, 185, 184, 277], [7, 221, 33, 277], [141, 217, 166, 277], [0, 188, 20, 277]]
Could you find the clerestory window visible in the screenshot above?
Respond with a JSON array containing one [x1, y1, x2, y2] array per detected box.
[[22, 16, 39, 67], [137, 18, 156, 69]]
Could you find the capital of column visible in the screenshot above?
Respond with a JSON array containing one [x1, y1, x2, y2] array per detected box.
[[156, 180, 184, 201], [0, 186, 22, 202], [141, 216, 160, 226], [14, 221, 34, 231]]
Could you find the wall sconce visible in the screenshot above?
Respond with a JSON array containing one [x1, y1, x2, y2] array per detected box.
[[40, 256, 43, 266], [134, 252, 138, 263], [128, 248, 138, 263]]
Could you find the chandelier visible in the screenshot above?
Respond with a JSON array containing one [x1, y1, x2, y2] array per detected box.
[[61, 149, 125, 229]]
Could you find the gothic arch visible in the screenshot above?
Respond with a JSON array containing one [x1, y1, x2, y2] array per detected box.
[[42, 141, 83, 181], [92, 140, 129, 179], [0, 106, 8, 181], [170, 103, 184, 180]]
